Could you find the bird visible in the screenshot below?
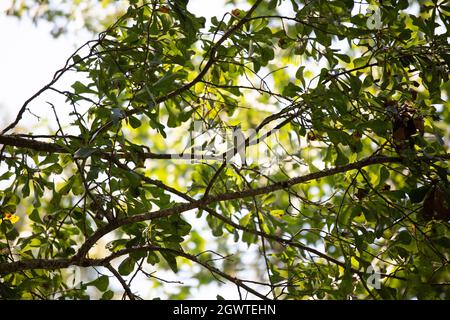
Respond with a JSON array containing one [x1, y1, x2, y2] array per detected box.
[[232, 124, 247, 166]]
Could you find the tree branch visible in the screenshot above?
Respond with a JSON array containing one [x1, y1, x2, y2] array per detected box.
[[105, 263, 136, 300], [0, 244, 269, 300], [0, 135, 66, 153]]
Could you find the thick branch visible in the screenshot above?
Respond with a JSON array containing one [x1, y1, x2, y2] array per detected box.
[[0, 244, 268, 300], [0, 135, 66, 153], [0, 99, 299, 161], [105, 263, 136, 300], [0, 134, 211, 160]]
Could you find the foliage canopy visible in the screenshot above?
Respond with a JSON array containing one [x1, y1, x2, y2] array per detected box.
[[0, 0, 449, 299]]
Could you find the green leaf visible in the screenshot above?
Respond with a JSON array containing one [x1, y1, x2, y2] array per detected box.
[[398, 29, 412, 41], [87, 275, 109, 291], [268, 0, 278, 10], [376, 167, 390, 189], [339, 271, 354, 295], [58, 176, 75, 195], [71, 81, 97, 94], [151, 72, 183, 92], [118, 257, 135, 276], [397, 231, 412, 245], [160, 251, 178, 273], [242, 230, 257, 245], [282, 82, 301, 97], [101, 290, 114, 300], [170, 216, 191, 237], [338, 207, 352, 226], [239, 213, 252, 226], [6, 227, 19, 240], [336, 53, 351, 63], [335, 147, 349, 166], [365, 119, 390, 136], [21, 182, 30, 197], [128, 116, 142, 129], [42, 163, 63, 175], [315, 30, 331, 47], [295, 66, 306, 87], [361, 206, 377, 223], [0, 172, 14, 180], [206, 214, 224, 237], [29, 209, 43, 224], [353, 55, 370, 68], [147, 252, 160, 265]]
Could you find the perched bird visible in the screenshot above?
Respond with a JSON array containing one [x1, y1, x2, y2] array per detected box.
[[232, 125, 247, 166]]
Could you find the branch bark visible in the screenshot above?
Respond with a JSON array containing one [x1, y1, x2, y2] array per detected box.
[[105, 263, 136, 300]]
